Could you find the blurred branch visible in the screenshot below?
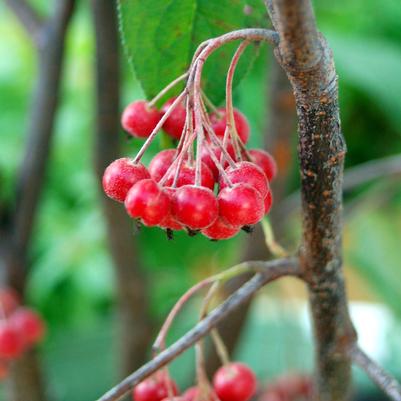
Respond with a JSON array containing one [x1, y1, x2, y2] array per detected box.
[[91, 0, 154, 374], [96, 258, 300, 401], [4, 0, 43, 45], [350, 346, 401, 401], [276, 154, 401, 222]]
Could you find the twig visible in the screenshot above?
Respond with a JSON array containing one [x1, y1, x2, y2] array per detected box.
[[350, 345, 401, 401], [95, 258, 300, 401]]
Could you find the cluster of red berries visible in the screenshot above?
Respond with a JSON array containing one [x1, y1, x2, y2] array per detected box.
[[259, 374, 312, 401], [133, 362, 257, 401], [103, 96, 277, 240], [0, 288, 46, 380]]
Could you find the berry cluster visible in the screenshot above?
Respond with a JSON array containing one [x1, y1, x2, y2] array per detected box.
[[259, 374, 312, 401], [133, 362, 257, 401], [0, 288, 46, 380], [103, 96, 277, 240]]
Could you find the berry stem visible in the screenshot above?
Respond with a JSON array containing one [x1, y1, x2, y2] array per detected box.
[[203, 141, 233, 186], [148, 72, 188, 108], [261, 219, 288, 258]]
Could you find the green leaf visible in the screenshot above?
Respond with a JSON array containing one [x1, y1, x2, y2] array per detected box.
[[117, 0, 259, 104]]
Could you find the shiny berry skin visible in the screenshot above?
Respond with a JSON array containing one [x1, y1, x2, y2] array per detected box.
[[0, 323, 23, 359], [210, 108, 250, 144], [200, 144, 235, 181], [0, 288, 20, 317], [218, 184, 264, 226], [248, 149, 277, 182], [220, 161, 268, 198], [264, 189, 273, 215], [202, 217, 240, 240], [10, 308, 45, 347], [149, 149, 177, 182], [172, 186, 218, 230], [125, 179, 170, 226], [122, 101, 161, 138], [159, 188, 183, 231], [162, 97, 187, 140], [213, 363, 257, 401], [163, 163, 215, 190], [103, 158, 150, 203], [133, 372, 179, 401]]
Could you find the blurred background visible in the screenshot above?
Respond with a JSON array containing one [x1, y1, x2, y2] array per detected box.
[[0, 0, 401, 400]]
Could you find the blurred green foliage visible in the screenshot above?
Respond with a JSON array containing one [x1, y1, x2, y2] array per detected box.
[[0, 0, 401, 400]]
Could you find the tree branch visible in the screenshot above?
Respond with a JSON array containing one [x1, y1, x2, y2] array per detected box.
[[4, 0, 43, 45], [349, 345, 401, 401], [91, 0, 154, 374], [96, 258, 300, 401]]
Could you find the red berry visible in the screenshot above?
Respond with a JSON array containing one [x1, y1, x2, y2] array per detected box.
[[125, 179, 170, 226], [218, 184, 264, 226], [200, 144, 236, 181], [149, 149, 177, 182], [248, 149, 277, 182], [162, 97, 187, 140], [164, 163, 215, 190], [210, 108, 250, 144], [10, 308, 45, 347], [0, 360, 8, 380], [213, 362, 257, 401], [220, 161, 268, 198], [0, 322, 23, 359], [103, 158, 150, 202], [122, 101, 161, 138], [0, 288, 20, 317], [133, 372, 179, 401], [159, 188, 183, 231], [202, 217, 240, 240], [172, 186, 218, 230], [182, 387, 199, 401], [264, 189, 273, 215]]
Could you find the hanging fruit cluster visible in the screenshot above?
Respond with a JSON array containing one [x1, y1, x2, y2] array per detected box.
[[103, 40, 277, 240], [0, 288, 46, 380]]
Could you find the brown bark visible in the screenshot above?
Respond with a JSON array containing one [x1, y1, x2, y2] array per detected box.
[[91, 0, 154, 375], [269, 1, 356, 400]]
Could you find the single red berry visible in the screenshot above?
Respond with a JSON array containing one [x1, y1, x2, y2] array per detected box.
[[0, 360, 8, 381], [162, 97, 187, 140], [213, 362, 257, 401], [122, 100, 161, 138], [0, 322, 24, 359], [103, 158, 150, 203], [0, 288, 20, 317], [163, 163, 215, 190], [220, 161, 269, 198], [159, 188, 183, 231], [202, 217, 240, 240], [149, 149, 177, 182], [218, 184, 264, 226], [10, 308, 45, 347], [272, 374, 312, 400], [210, 108, 250, 144], [248, 149, 277, 182], [172, 185, 218, 230], [125, 179, 170, 226], [133, 372, 179, 401], [264, 189, 273, 215], [200, 144, 236, 181]]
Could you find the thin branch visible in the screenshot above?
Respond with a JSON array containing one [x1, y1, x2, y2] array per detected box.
[[350, 346, 401, 401], [96, 258, 300, 401], [4, 0, 43, 45]]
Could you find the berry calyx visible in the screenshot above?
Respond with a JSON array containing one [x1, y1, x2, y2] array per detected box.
[[210, 108, 250, 144], [218, 184, 264, 226], [213, 362, 257, 401], [149, 149, 177, 182], [10, 308, 45, 347], [162, 97, 187, 140], [133, 372, 179, 401], [0, 323, 23, 359], [201, 217, 240, 240], [248, 149, 277, 182], [122, 101, 162, 138], [103, 158, 150, 203], [125, 179, 170, 226], [172, 186, 218, 230], [219, 161, 269, 198]]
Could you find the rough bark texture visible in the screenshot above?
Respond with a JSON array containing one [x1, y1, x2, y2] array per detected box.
[[270, 1, 356, 400], [91, 0, 154, 375], [2, 1, 76, 400]]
